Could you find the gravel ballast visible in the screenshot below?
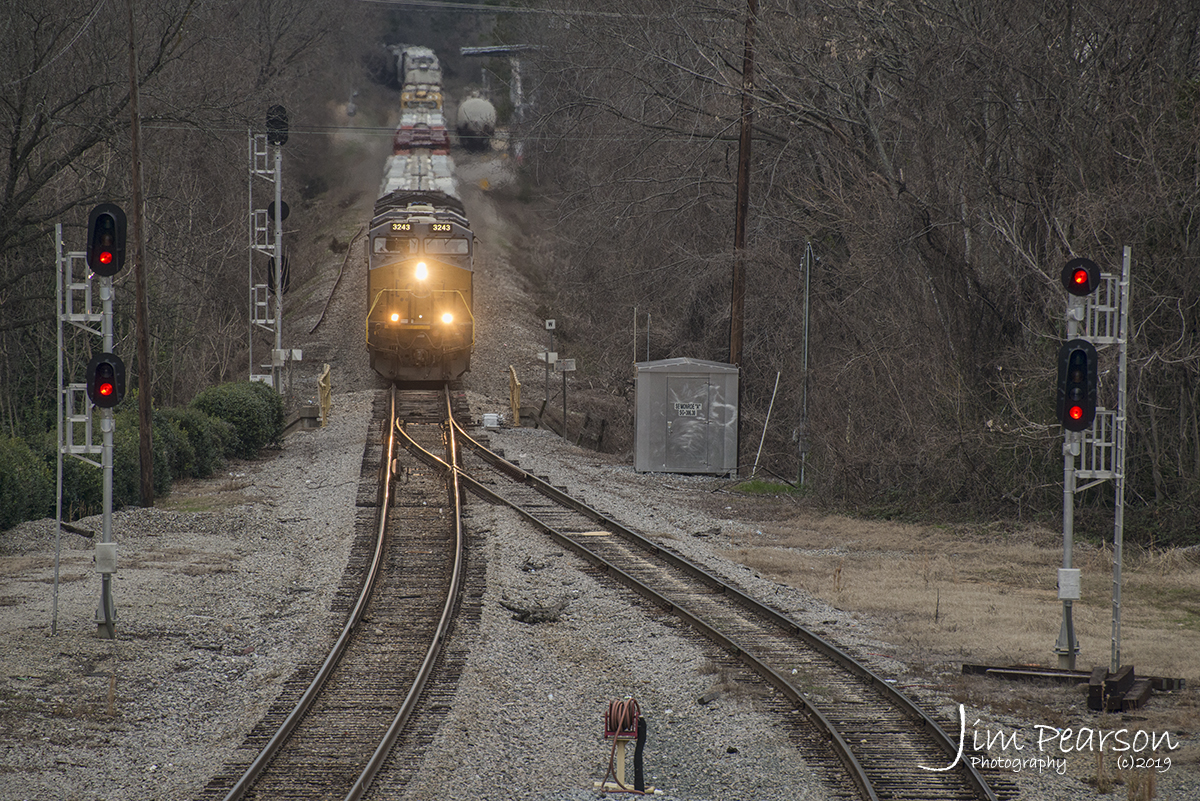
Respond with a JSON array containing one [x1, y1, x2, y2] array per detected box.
[[5, 413, 1197, 800]]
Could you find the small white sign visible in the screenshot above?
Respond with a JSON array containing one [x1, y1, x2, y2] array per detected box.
[[95, 543, 118, 574], [545, 319, 556, 330], [537, 351, 558, 363], [674, 402, 703, 417], [1058, 568, 1081, 600], [556, 358, 576, 372]]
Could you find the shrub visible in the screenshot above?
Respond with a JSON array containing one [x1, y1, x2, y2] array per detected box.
[[2, 383, 279, 530], [156, 406, 233, 478], [112, 420, 172, 504], [243, 380, 286, 441], [0, 436, 54, 531], [190, 381, 284, 459], [56, 442, 103, 521], [35, 403, 238, 525]]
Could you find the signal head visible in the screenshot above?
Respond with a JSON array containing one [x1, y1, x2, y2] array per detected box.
[[85, 352, 126, 409], [86, 204, 127, 277], [1061, 258, 1100, 297], [1055, 338, 1098, 432], [266, 104, 288, 146]]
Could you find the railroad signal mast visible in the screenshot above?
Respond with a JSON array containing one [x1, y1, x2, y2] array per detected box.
[[1054, 249, 1131, 672], [55, 206, 130, 638], [248, 105, 299, 392]]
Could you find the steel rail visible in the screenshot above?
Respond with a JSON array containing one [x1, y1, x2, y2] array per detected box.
[[345, 385, 466, 800], [448, 417, 999, 801], [454, 465, 880, 797], [309, 223, 364, 334], [221, 387, 400, 801]]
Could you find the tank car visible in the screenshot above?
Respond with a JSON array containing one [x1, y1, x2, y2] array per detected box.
[[366, 191, 474, 382], [455, 92, 497, 151]]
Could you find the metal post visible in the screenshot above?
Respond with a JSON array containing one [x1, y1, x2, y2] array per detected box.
[[97, 276, 116, 638], [54, 225, 64, 636], [1057, 433, 1078, 668], [562, 367, 568, 441], [272, 146, 283, 393], [1111, 246, 1132, 672], [248, 130, 254, 381], [1056, 292, 1084, 669]]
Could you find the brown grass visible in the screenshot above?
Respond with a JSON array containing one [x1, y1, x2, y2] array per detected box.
[[721, 508, 1200, 798], [156, 474, 255, 513], [729, 514, 1200, 685]]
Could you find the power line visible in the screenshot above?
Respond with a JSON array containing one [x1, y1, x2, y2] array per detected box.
[[357, 0, 634, 18], [141, 121, 743, 145], [3, 0, 108, 87], [356, 0, 541, 12]]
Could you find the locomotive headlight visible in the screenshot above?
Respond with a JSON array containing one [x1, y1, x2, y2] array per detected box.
[[414, 261, 428, 281], [390, 312, 400, 323], [441, 312, 454, 324]]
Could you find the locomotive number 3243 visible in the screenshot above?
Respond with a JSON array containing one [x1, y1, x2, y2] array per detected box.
[[431, 223, 452, 232]]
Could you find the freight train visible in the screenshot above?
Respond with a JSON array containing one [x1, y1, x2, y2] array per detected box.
[[366, 46, 475, 382]]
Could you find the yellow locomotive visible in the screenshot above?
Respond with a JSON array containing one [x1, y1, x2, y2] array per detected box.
[[400, 84, 442, 113], [366, 190, 474, 382]]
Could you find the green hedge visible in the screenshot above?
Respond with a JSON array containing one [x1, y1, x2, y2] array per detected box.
[[0, 436, 54, 531], [190, 381, 284, 459], [112, 411, 173, 503], [155, 406, 236, 480], [1, 380, 284, 532]]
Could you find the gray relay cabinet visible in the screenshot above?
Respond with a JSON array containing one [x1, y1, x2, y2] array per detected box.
[[634, 358, 738, 475]]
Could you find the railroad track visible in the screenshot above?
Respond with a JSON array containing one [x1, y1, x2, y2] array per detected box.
[[444, 417, 1015, 801], [199, 385, 471, 801]]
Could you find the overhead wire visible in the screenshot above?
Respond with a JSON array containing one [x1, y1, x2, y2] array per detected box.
[[3, 0, 109, 87]]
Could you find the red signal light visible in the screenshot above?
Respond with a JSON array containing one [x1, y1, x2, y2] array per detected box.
[[1069, 405, 1083, 421], [86, 353, 125, 408], [99, 250, 114, 265], [1061, 258, 1100, 297]]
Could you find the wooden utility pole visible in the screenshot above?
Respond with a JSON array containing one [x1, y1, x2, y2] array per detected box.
[[127, 0, 154, 506], [729, 0, 757, 368]]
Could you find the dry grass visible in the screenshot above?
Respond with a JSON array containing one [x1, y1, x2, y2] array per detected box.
[[156, 474, 256, 513], [723, 509, 1200, 797], [729, 514, 1200, 685]]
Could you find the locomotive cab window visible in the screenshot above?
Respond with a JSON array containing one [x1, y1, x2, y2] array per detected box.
[[374, 236, 417, 254], [424, 237, 469, 255]]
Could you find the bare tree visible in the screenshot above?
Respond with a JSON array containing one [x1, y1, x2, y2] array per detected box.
[[0, 0, 372, 431], [513, 0, 1200, 538]]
